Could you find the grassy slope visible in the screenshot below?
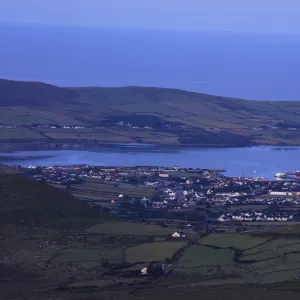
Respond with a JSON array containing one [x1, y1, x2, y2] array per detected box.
[[1, 79, 300, 145], [0, 78, 78, 106], [0, 171, 101, 226], [1, 169, 300, 298]]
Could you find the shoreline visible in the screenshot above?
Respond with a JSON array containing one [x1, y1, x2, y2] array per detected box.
[[1, 139, 299, 153], [0, 144, 295, 179]]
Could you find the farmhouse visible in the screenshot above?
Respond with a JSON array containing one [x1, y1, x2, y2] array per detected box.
[[172, 231, 186, 238], [141, 267, 148, 275]]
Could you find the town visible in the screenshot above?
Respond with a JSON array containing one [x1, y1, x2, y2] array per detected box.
[[10, 164, 300, 224]]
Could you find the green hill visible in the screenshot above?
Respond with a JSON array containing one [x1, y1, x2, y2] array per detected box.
[[0, 78, 79, 106], [1, 79, 300, 146], [0, 172, 101, 227]]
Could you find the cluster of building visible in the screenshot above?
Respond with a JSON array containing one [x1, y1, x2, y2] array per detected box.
[[218, 212, 294, 222], [0, 124, 17, 128], [243, 197, 300, 205], [12, 164, 300, 223], [31, 124, 85, 129], [198, 195, 300, 206], [116, 121, 152, 129], [250, 125, 297, 132], [19, 165, 208, 187]]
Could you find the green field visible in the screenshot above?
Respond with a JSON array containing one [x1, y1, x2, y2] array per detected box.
[[200, 233, 267, 250], [11, 248, 61, 264], [69, 180, 156, 203], [86, 221, 175, 236], [178, 245, 234, 269], [175, 233, 300, 285], [125, 241, 186, 263], [241, 238, 300, 261], [53, 247, 122, 267]]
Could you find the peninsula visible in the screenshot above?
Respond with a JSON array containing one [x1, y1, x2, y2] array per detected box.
[[1, 78, 300, 147]]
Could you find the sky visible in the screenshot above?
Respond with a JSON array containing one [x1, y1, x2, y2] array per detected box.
[[1, 0, 300, 33]]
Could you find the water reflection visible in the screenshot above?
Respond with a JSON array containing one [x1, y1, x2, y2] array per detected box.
[[1, 143, 300, 179]]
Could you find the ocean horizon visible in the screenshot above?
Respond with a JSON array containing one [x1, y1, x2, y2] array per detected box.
[[1, 23, 300, 101]]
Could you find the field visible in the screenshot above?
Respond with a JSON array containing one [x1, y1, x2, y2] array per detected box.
[[125, 241, 186, 263], [200, 233, 267, 250], [173, 232, 300, 286], [0, 127, 45, 140], [53, 247, 122, 267], [178, 245, 234, 269], [4, 220, 300, 299], [68, 180, 156, 206], [86, 221, 175, 236], [50, 180, 159, 211]]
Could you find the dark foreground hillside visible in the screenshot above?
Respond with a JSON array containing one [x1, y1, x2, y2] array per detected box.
[[1, 171, 300, 299], [0, 172, 100, 227]]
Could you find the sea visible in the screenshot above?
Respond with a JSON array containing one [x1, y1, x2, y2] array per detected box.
[[1, 23, 300, 100], [1, 24, 300, 179], [1, 145, 300, 179]]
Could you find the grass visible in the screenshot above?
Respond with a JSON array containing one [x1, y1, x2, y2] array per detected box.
[[241, 239, 300, 261], [86, 221, 175, 236], [226, 205, 270, 212], [53, 247, 122, 266], [12, 248, 61, 264], [70, 181, 155, 202], [7, 169, 300, 298], [176, 233, 300, 285], [261, 269, 300, 284], [200, 233, 267, 250], [68, 277, 148, 289], [0, 128, 44, 140], [125, 241, 186, 263], [68, 180, 157, 210], [178, 245, 234, 269], [0, 173, 101, 227]]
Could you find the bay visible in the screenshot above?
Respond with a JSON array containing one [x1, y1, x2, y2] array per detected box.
[[0, 145, 299, 179]]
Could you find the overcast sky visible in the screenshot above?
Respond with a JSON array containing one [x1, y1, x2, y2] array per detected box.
[[1, 0, 300, 33]]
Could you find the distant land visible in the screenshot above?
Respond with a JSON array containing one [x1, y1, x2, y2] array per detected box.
[[1, 78, 300, 147]]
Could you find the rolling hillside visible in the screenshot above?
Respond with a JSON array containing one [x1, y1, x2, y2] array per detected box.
[[0, 171, 101, 226], [2, 169, 300, 299], [0, 79, 79, 106], [1, 79, 300, 146]]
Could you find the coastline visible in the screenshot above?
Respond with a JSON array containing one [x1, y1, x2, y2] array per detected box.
[[1, 138, 300, 153], [1, 143, 298, 179]]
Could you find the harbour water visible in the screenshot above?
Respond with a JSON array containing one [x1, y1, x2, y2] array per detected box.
[[0, 144, 300, 179]]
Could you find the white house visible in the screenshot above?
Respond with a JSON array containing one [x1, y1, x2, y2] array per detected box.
[[172, 231, 186, 238], [141, 267, 148, 275]]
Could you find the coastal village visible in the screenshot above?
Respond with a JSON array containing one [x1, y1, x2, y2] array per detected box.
[[1, 121, 300, 133], [10, 164, 300, 224]]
